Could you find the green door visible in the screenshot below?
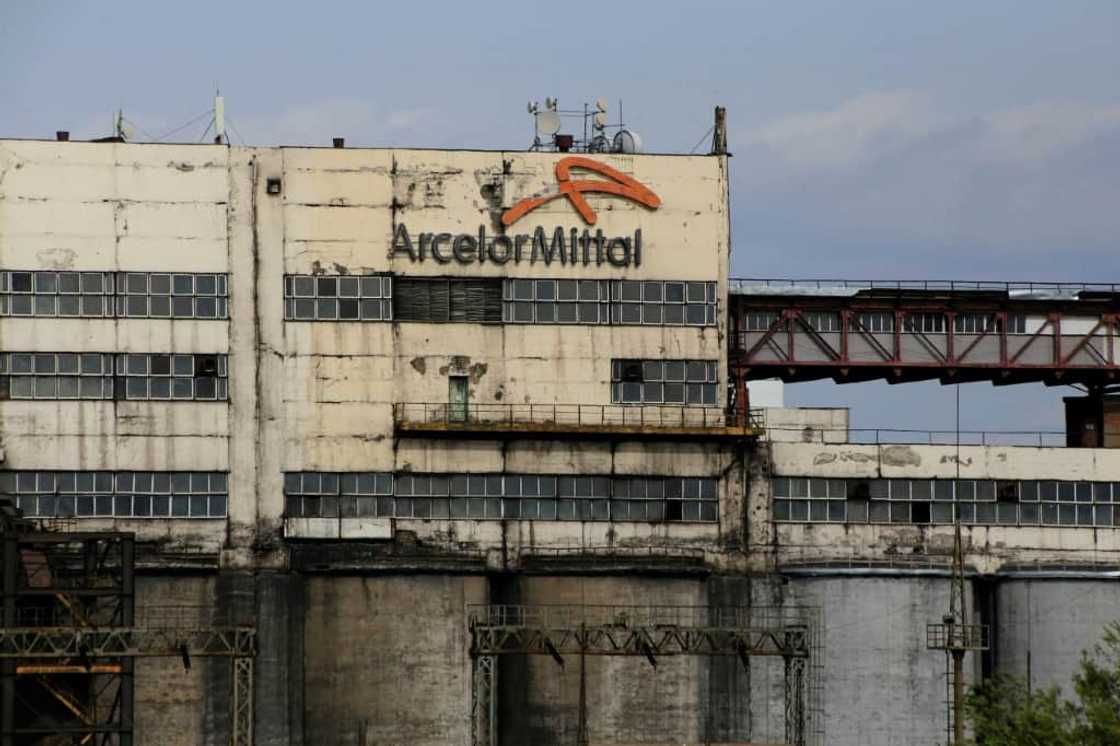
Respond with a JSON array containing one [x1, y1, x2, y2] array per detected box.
[[449, 376, 469, 422]]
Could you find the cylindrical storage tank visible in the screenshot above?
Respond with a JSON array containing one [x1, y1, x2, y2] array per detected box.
[[994, 575, 1120, 691], [497, 575, 707, 746], [776, 573, 967, 746]]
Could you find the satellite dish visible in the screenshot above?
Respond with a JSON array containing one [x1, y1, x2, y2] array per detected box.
[[586, 134, 613, 152], [593, 111, 608, 129], [595, 97, 609, 112], [612, 129, 643, 154], [535, 110, 561, 136]]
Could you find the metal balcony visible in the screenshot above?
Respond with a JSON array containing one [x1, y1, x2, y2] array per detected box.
[[393, 402, 764, 441]]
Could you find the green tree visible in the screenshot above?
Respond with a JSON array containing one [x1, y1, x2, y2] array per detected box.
[[965, 621, 1120, 746], [1070, 622, 1120, 745]]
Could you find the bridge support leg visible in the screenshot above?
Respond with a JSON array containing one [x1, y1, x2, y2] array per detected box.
[[231, 656, 254, 746], [783, 654, 806, 746], [471, 655, 496, 746]]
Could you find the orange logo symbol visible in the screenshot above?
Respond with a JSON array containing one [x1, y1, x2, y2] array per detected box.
[[501, 156, 661, 227]]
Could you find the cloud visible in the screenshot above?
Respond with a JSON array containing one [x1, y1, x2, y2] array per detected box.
[[732, 91, 1120, 262], [230, 99, 444, 148], [742, 90, 945, 171], [980, 100, 1120, 162]]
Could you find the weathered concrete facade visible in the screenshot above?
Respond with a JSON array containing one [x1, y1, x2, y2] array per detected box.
[[0, 140, 735, 564], [1, 138, 1117, 746]]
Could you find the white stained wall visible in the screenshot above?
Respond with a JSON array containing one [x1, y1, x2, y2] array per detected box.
[[0, 140, 734, 564], [0, 140, 234, 554], [769, 441, 1120, 571]]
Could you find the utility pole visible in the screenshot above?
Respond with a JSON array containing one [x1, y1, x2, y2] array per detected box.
[[710, 106, 727, 155], [926, 385, 989, 745]]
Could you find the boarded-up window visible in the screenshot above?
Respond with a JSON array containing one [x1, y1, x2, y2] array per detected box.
[[393, 278, 501, 322]]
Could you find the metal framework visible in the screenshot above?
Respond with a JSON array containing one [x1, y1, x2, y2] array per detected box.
[[394, 402, 764, 440], [729, 280, 1120, 387], [468, 604, 821, 746], [926, 527, 989, 746], [1, 531, 256, 745]]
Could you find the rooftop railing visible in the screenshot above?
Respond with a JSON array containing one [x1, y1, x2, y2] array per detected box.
[[729, 278, 1120, 294], [765, 426, 1115, 448], [394, 402, 765, 432]]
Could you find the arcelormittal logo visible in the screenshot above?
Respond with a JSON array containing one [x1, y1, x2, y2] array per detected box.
[[501, 156, 662, 226]]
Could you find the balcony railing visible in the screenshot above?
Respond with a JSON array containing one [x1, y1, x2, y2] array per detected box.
[[393, 402, 764, 438]]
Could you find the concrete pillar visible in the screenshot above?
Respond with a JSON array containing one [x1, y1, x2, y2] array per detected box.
[[254, 571, 304, 746], [705, 575, 752, 742]]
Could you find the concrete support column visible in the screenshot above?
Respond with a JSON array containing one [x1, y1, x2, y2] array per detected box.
[[254, 571, 305, 746], [705, 575, 752, 742]]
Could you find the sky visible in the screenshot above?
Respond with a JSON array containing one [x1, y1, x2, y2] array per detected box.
[[2, 1, 1117, 433]]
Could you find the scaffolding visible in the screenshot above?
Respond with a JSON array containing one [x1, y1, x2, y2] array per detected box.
[[0, 530, 256, 745], [468, 604, 822, 746]]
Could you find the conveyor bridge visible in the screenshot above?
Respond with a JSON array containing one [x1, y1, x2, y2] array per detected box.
[[729, 279, 1120, 387]]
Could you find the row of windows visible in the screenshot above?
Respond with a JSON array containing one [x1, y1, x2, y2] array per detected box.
[[284, 274, 394, 321], [503, 279, 717, 326], [0, 272, 228, 319], [773, 477, 1120, 527], [284, 275, 718, 327], [0, 352, 718, 405], [2, 471, 228, 519], [610, 359, 720, 406], [283, 472, 719, 522], [744, 312, 1029, 335], [0, 353, 228, 401], [2, 270, 718, 328]]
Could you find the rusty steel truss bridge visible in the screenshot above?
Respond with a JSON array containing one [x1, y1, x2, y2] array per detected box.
[[729, 279, 1120, 388]]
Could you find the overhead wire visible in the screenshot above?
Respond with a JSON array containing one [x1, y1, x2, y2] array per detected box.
[[120, 117, 159, 142], [198, 118, 215, 144], [685, 125, 712, 154], [225, 115, 248, 146], [149, 110, 214, 143]]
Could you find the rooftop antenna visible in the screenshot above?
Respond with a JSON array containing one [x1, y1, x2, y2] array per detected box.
[[214, 90, 226, 145], [113, 109, 133, 142], [527, 99, 562, 151], [588, 98, 610, 153], [525, 96, 642, 153], [926, 384, 989, 746]]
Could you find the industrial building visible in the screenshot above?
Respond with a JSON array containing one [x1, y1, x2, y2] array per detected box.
[[0, 122, 1117, 745]]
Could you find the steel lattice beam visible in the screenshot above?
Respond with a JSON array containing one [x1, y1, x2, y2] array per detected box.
[[472, 625, 809, 658], [232, 656, 254, 746], [0, 626, 256, 659], [468, 605, 818, 746]]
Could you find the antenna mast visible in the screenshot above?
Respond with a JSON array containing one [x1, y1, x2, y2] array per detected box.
[[214, 91, 226, 145]]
